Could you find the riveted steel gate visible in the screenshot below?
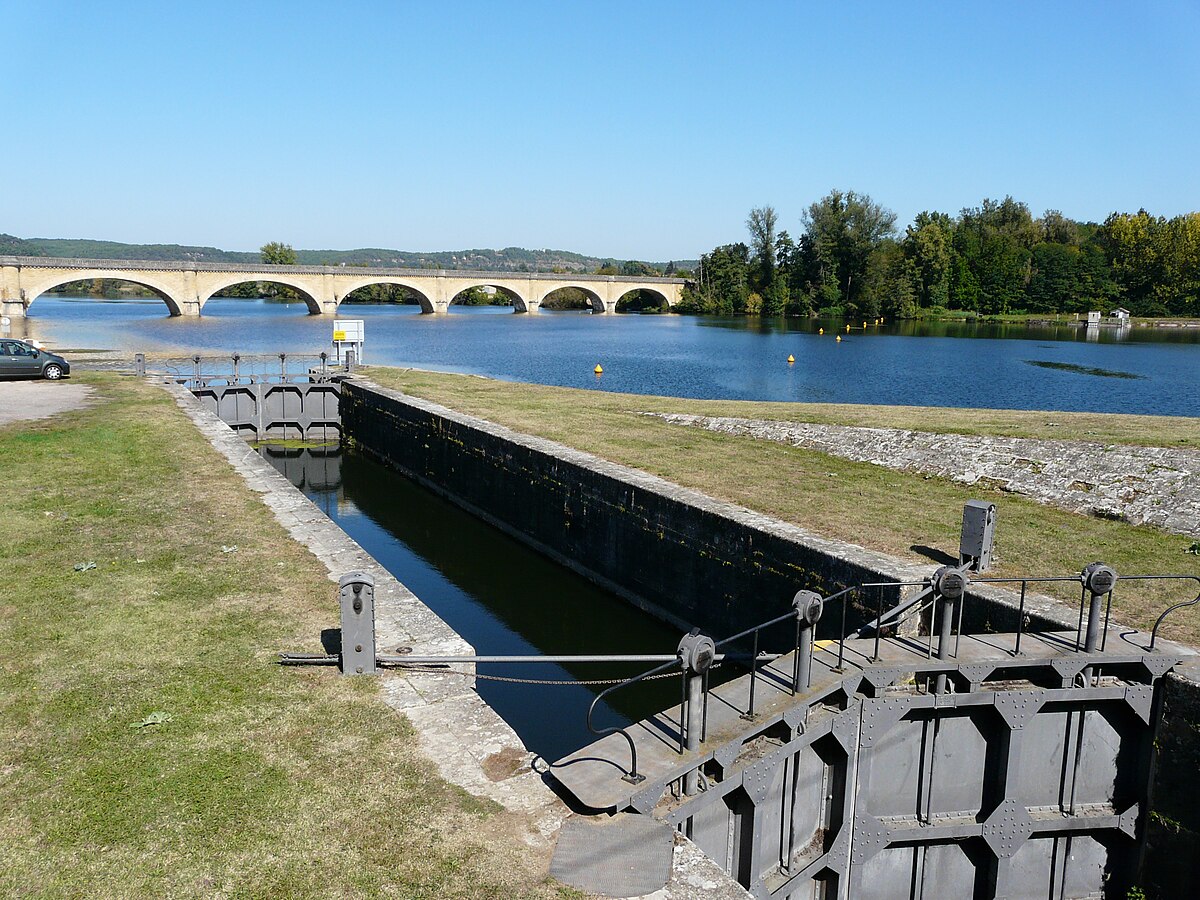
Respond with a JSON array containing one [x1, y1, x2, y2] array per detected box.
[[549, 567, 1199, 900]]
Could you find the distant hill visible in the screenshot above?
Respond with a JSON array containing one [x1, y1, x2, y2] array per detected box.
[[0, 233, 696, 274]]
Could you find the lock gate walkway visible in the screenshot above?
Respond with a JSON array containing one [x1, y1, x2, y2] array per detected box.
[[549, 620, 1196, 898]]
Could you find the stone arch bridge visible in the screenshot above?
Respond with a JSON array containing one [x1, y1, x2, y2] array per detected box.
[[0, 256, 687, 317]]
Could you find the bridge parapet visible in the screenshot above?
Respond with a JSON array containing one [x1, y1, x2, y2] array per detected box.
[[0, 255, 687, 317]]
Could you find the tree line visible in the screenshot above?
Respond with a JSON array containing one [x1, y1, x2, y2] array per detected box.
[[679, 193, 1200, 319]]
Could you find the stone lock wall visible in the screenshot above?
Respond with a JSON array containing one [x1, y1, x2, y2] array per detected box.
[[341, 381, 937, 641]]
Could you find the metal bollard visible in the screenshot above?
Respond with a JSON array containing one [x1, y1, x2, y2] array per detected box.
[[134, 353, 146, 377], [1080, 562, 1117, 685], [339, 572, 377, 675], [677, 629, 715, 795], [931, 566, 967, 693], [792, 590, 824, 693], [345, 349, 357, 373]]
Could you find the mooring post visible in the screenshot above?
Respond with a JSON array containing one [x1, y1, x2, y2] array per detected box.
[[792, 590, 824, 694], [677, 629, 715, 795], [345, 349, 357, 373], [339, 572, 377, 675], [134, 353, 146, 377], [1080, 562, 1117, 685], [931, 566, 967, 693]]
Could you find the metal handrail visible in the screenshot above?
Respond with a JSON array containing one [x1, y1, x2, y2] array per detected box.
[[584, 657, 682, 784], [578, 564, 1200, 784], [1142, 575, 1200, 649]]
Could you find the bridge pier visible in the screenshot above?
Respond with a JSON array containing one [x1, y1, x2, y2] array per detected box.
[[1, 264, 25, 317], [178, 300, 201, 317], [1, 298, 27, 319]]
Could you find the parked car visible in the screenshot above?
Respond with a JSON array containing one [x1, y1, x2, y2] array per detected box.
[[0, 339, 70, 380]]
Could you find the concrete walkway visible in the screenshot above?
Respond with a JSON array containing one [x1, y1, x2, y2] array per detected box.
[[0, 381, 94, 425]]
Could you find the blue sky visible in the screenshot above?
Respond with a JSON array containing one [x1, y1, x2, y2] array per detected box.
[[4, 1, 1198, 260]]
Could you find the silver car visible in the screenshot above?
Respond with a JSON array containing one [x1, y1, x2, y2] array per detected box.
[[0, 340, 71, 380]]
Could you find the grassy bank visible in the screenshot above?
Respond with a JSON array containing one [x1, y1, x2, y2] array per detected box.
[[0, 374, 567, 898], [365, 368, 1200, 644]]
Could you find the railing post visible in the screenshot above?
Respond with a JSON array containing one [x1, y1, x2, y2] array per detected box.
[[339, 572, 377, 675], [677, 629, 715, 795], [930, 566, 967, 693], [192, 354, 201, 387], [792, 590, 824, 693]]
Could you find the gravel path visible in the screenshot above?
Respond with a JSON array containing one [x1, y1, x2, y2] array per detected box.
[[648, 413, 1200, 538], [0, 381, 95, 426]]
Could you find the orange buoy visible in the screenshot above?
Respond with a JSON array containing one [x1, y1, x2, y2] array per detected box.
[[594, 364, 603, 375]]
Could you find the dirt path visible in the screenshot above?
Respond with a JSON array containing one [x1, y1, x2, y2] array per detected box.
[[0, 381, 95, 426]]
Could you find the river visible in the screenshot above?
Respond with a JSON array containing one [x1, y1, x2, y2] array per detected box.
[[15, 295, 1200, 416]]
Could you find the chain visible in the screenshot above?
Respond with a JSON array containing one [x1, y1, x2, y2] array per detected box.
[[389, 663, 719, 686]]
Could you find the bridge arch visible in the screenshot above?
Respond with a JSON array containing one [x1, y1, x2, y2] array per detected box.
[[540, 286, 605, 313], [616, 286, 671, 312], [336, 277, 436, 314], [198, 275, 324, 315], [451, 283, 529, 313], [20, 271, 186, 316]]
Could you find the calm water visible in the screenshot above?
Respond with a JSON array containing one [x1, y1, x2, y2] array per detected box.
[[18, 295, 1200, 415], [265, 445, 699, 761]]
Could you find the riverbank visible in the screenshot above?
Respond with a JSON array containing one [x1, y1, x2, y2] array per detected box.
[[0, 373, 569, 898], [364, 368, 1200, 643]]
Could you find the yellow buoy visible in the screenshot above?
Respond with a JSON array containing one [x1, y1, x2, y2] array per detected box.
[[845, 324, 851, 333], [862, 321, 867, 329], [836, 335, 842, 343], [818, 327, 824, 335], [787, 354, 795, 364], [594, 364, 603, 375]]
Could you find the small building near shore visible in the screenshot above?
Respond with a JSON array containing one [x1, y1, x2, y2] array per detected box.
[[1087, 311, 1102, 325], [1110, 307, 1131, 323]]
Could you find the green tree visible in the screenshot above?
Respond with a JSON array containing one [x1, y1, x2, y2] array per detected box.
[[746, 205, 779, 293], [260, 242, 298, 265], [696, 243, 751, 315], [802, 190, 897, 317], [902, 212, 953, 309]]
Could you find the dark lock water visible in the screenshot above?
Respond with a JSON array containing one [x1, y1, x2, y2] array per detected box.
[[264, 444, 704, 761]]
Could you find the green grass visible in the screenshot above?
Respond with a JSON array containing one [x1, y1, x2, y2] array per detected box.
[[0, 374, 570, 899], [364, 368, 1200, 644]]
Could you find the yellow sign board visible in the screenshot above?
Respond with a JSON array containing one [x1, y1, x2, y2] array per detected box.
[[332, 330, 346, 342]]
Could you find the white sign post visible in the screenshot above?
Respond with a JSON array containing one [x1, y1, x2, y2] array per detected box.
[[332, 319, 365, 365]]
